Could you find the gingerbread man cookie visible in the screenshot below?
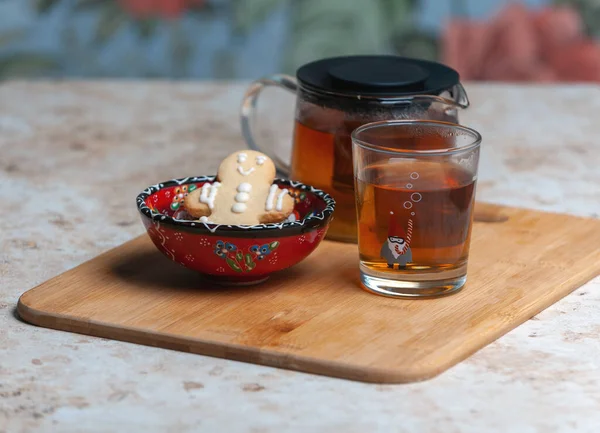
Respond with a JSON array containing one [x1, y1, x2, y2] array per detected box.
[[184, 150, 294, 225]]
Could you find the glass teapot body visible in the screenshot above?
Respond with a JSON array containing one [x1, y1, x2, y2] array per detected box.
[[241, 56, 469, 243]]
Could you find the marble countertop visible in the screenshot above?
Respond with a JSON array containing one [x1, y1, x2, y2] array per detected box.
[[1, 81, 599, 433]]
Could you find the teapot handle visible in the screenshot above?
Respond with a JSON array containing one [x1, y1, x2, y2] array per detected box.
[[240, 74, 298, 177]]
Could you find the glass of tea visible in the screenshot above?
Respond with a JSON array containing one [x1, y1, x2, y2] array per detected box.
[[352, 120, 482, 298], [241, 56, 470, 243]]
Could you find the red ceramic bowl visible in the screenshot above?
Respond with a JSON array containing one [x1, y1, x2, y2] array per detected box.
[[136, 176, 335, 285]]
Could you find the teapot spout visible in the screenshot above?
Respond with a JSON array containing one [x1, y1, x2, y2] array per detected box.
[[409, 83, 469, 112], [450, 83, 470, 109]]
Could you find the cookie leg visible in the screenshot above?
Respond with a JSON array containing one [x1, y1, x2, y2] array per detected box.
[[183, 188, 211, 218], [259, 190, 294, 224]]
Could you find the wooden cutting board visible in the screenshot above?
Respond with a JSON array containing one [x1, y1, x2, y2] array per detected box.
[[18, 203, 600, 383]]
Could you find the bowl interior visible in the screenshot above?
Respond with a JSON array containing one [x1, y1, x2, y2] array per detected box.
[[143, 178, 330, 224]]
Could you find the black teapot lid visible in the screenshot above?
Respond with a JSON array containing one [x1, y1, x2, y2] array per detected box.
[[297, 55, 460, 97]]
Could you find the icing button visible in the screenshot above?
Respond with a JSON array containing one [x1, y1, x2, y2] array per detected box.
[[235, 192, 250, 203], [237, 182, 252, 193], [231, 203, 247, 213]]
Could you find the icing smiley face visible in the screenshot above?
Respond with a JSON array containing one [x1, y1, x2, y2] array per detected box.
[[184, 150, 294, 225], [225, 151, 276, 180]]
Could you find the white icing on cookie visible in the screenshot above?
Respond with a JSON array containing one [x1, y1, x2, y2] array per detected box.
[[237, 153, 247, 163], [237, 182, 252, 192], [199, 216, 210, 223], [265, 184, 278, 211], [235, 192, 250, 203], [232, 203, 247, 213], [233, 182, 251, 208], [200, 183, 210, 201], [237, 166, 255, 176], [276, 189, 289, 211], [256, 155, 267, 165], [199, 183, 211, 208], [199, 182, 220, 209]]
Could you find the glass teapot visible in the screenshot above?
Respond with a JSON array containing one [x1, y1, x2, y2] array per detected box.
[[241, 55, 469, 243]]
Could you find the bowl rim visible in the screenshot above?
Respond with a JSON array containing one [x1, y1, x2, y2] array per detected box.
[[136, 176, 336, 235]]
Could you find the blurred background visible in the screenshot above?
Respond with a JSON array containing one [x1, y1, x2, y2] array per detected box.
[[1, 0, 599, 81]]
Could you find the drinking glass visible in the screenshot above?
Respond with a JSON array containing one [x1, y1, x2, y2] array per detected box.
[[352, 120, 482, 298]]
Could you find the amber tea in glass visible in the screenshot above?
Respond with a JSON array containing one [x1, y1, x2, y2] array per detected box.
[[352, 120, 481, 298]]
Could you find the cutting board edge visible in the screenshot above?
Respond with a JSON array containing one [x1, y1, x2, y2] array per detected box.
[[17, 291, 436, 384], [19, 258, 600, 385]]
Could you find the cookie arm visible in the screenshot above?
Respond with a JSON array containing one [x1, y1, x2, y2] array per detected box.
[[183, 188, 211, 218], [259, 188, 294, 224]]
